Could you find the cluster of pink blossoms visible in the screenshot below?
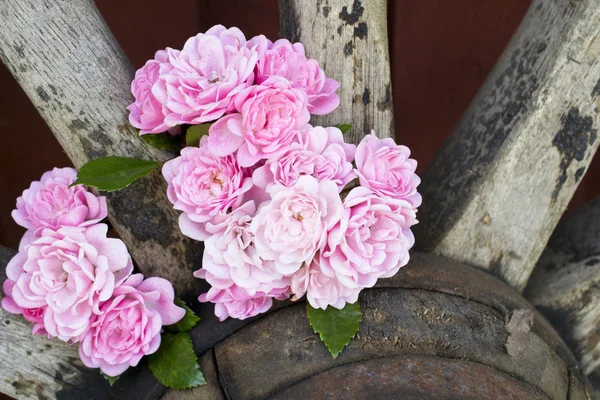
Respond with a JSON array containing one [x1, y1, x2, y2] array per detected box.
[[128, 25, 339, 135], [138, 26, 422, 321], [1, 168, 185, 377]]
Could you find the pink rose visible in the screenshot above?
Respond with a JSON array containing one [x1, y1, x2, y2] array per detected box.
[[256, 39, 340, 115], [321, 187, 417, 292], [250, 176, 343, 276], [79, 274, 186, 377], [355, 132, 422, 207], [12, 168, 108, 234], [1, 227, 47, 336], [198, 284, 288, 321], [162, 136, 253, 241], [152, 25, 267, 126], [194, 200, 292, 320], [6, 224, 133, 342], [253, 126, 356, 192], [2, 279, 48, 337], [127, 50, 171, 134], [197, 201, 290, 293], [207, 76, 310, 167], [290, 255, 361, 310]]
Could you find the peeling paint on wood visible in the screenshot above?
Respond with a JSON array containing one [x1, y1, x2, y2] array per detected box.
[[551, 108, 598, 201]]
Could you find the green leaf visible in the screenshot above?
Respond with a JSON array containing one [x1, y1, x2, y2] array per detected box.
[[141, 132, 181, 152], [335, 123, 352, 134], [186, 124, 212, 147], [165, 298, 200, 333], [101, 372, 120, 386], [72, 156, 161, 192], [148, 333, 206, 389], [307, 301, 361, 359]]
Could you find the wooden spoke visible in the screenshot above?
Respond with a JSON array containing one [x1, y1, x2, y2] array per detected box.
[[414, 0, 600, 291], [0, 0, 203, 297], [279, 0, 394, 141], [525, 196, 600, 381]]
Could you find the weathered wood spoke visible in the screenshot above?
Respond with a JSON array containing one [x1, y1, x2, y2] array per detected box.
[[525, 196, 600, 386], [279, 0, 394, 141], [415, 0, 600, 292], [0, 0, 203, 297]]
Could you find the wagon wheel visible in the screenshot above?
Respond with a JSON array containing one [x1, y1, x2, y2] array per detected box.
[[1, 0, 599, 399]]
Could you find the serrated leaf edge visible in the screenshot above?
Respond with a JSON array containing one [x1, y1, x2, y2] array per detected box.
[[148, 333, 206, 390], [306, 302, 362, 359], [166, 334, 206, 390]]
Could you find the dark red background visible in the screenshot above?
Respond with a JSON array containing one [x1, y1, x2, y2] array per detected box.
[[1, 0, 598, 250]]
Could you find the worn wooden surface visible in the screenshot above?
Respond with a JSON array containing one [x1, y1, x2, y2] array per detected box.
[[269, 356, 549, 400], [279, 0, 394, 140], [414, 0, 600, 291], [113, 253, 588, 400], [214, 290, 566, 399], [0, 0, 203, 298], [525, 196, 600, 378], [0, 248, 587, 399], [0, 246, 109, 400]]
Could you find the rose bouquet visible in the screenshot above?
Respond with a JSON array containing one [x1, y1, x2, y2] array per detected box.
[[2, 168, 196, 387], [2, 25, 420, 389]]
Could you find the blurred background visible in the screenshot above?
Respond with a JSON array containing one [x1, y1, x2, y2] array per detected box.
[[1, 0, 598, 249]]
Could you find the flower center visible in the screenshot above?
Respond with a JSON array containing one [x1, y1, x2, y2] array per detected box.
[[212, 173, 223, 186], [207, 70, 222, 84], [208, 170, 224, 195]]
